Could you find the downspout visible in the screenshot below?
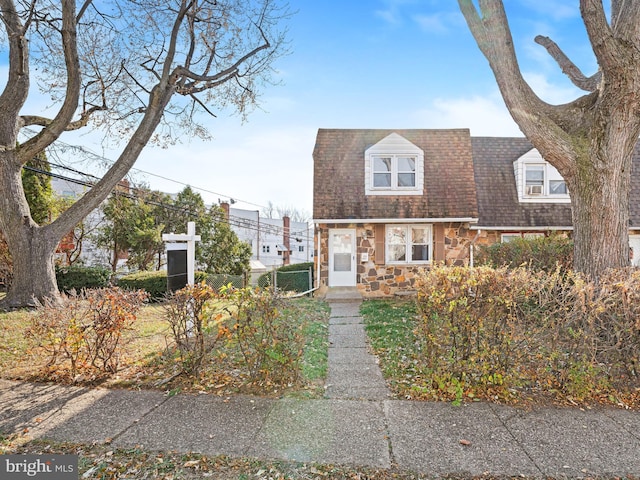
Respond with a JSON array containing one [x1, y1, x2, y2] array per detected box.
[[469, 229, 482, 267]]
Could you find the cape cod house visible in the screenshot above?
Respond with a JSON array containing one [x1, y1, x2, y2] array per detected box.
[[313, 129, 640, 297]]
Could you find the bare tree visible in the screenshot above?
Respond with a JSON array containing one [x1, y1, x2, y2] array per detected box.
[[459, 0, 640, 278], [275, 204, 310, 223], [0, 0, 289, 308]]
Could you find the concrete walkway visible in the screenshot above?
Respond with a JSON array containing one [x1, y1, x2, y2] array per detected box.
[[1, 292, 640, 477]]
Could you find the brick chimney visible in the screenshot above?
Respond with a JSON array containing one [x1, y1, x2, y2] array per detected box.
[[220, 202, 230, 221]]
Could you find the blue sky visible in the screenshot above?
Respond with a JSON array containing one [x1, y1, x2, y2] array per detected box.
[[8, 1, 598, 217]]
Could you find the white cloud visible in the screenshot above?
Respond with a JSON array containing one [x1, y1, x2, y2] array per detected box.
[[412, 13, 448, 34], [412, 93, 522, 137], [518, 0, 579, 21], [522, 71, 583, 104]]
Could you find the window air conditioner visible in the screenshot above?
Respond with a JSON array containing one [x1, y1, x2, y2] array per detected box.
[[526, 184, 543, 196]]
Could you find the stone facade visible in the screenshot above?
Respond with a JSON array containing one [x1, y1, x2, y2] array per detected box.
[[316, 222, 482, 297]]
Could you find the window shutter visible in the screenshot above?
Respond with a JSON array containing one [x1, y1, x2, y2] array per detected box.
[[433, 224, 445, 263], [374, 224, 385, 264]]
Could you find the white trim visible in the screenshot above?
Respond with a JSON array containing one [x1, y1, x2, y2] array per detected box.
[[514, 149, 571, 204], [471, 225, 573, 231], [328, 228, 357, 287], [365, 133, 424, 196], [314, 217, 479, 224]]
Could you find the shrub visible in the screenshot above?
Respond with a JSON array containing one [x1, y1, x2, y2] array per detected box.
[[55, 265, 111, 292], [117, 271, 167, 299], [163, 282, 229, 375], [222, 286, 304, 385], [412, 265, 640, 404], [118, 270, 208, 300], [29, 287, 148, 378], [414, 265, 536, 402], [476, 234, 573, 272]]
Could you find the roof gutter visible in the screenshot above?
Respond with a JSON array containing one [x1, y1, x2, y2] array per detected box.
[[470, 225, 573, 231], [313, 217, 479, 224]]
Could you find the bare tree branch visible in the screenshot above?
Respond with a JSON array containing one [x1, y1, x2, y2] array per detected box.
[[580, 0, 618, 72], [0, 0, 30, 139], [19, 0, 81, 164], [534, 35, 601, 92]]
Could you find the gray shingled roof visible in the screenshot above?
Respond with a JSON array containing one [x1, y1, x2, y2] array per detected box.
[[313, 129, 479, 220], [313, 130, 640, 228], [471, 137, 573, 228]]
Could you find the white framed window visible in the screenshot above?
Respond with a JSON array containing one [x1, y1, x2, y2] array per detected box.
[[386, 225, 432, 264], [372, 155, 417, 189], [365, 133, 424, 196], [515, 149, 570, 203], [524, 163, 567, 198]]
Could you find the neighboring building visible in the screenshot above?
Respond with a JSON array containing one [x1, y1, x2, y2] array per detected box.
[[221, 203, 313, 268], [312, 128, 640, 297], [50, 177, 114, 267]]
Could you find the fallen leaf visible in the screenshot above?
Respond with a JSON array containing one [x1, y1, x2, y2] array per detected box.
[[459, 439, 472, 446], [183, 460, 200, 468]]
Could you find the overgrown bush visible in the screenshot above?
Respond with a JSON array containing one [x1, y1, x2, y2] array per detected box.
[[162, 284, 305, 386], [118, 270, 208, 300], [163, 283, 229, 375], [412, 265, 640, 404], [222, 286, 304, 384], [476, 234, 573, 272], [55, 265, 111, 293], [29, 287, 148, 379]]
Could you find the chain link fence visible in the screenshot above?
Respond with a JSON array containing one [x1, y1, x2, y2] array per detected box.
[[206, 273, 246, 291], [257, 267, 313, 293]]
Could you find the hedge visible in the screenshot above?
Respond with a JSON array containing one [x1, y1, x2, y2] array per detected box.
[[55, 265, 111, 293], [117, 270, 208, 300]]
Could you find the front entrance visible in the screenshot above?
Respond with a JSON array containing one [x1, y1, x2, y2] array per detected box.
[[328, 229, 357, 287]]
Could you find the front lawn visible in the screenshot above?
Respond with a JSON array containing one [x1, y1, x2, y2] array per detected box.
[[0, 294, 330, 398]]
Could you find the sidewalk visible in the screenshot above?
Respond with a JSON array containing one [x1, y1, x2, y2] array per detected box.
[[1, 293, 640, 478]]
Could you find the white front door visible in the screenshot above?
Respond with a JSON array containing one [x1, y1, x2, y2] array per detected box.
[[328, 229, 357, 286], [631, 235, 640, 267]]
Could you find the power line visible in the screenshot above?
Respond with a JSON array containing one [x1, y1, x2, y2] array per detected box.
[[26, 164, 314, 243], [22, 128, 270, 210]]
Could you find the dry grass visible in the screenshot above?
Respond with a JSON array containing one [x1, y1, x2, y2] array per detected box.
[[0, 296, 330, 398]]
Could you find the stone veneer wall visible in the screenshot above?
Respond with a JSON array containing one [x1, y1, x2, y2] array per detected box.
[[316, 222, 483, 297]]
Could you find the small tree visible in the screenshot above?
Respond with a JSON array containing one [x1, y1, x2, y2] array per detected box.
[[199, 205, 252, 275], [96, 190, 163, 272], [22, 151, 54, 225]]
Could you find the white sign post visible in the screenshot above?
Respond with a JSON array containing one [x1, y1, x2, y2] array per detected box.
[[162, 221, 201, 285]]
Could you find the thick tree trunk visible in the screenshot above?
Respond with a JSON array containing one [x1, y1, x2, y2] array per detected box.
[[569, 161, 630, 278], [0, 155, 60, 308], [1, 227, 59, 308]]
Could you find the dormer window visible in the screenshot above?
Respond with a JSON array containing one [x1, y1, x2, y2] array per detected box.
[[372, 155, 416, 188], [365, 133, 424, 196], [515, 149, 570, 203], [525, 165, 544, 196]]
